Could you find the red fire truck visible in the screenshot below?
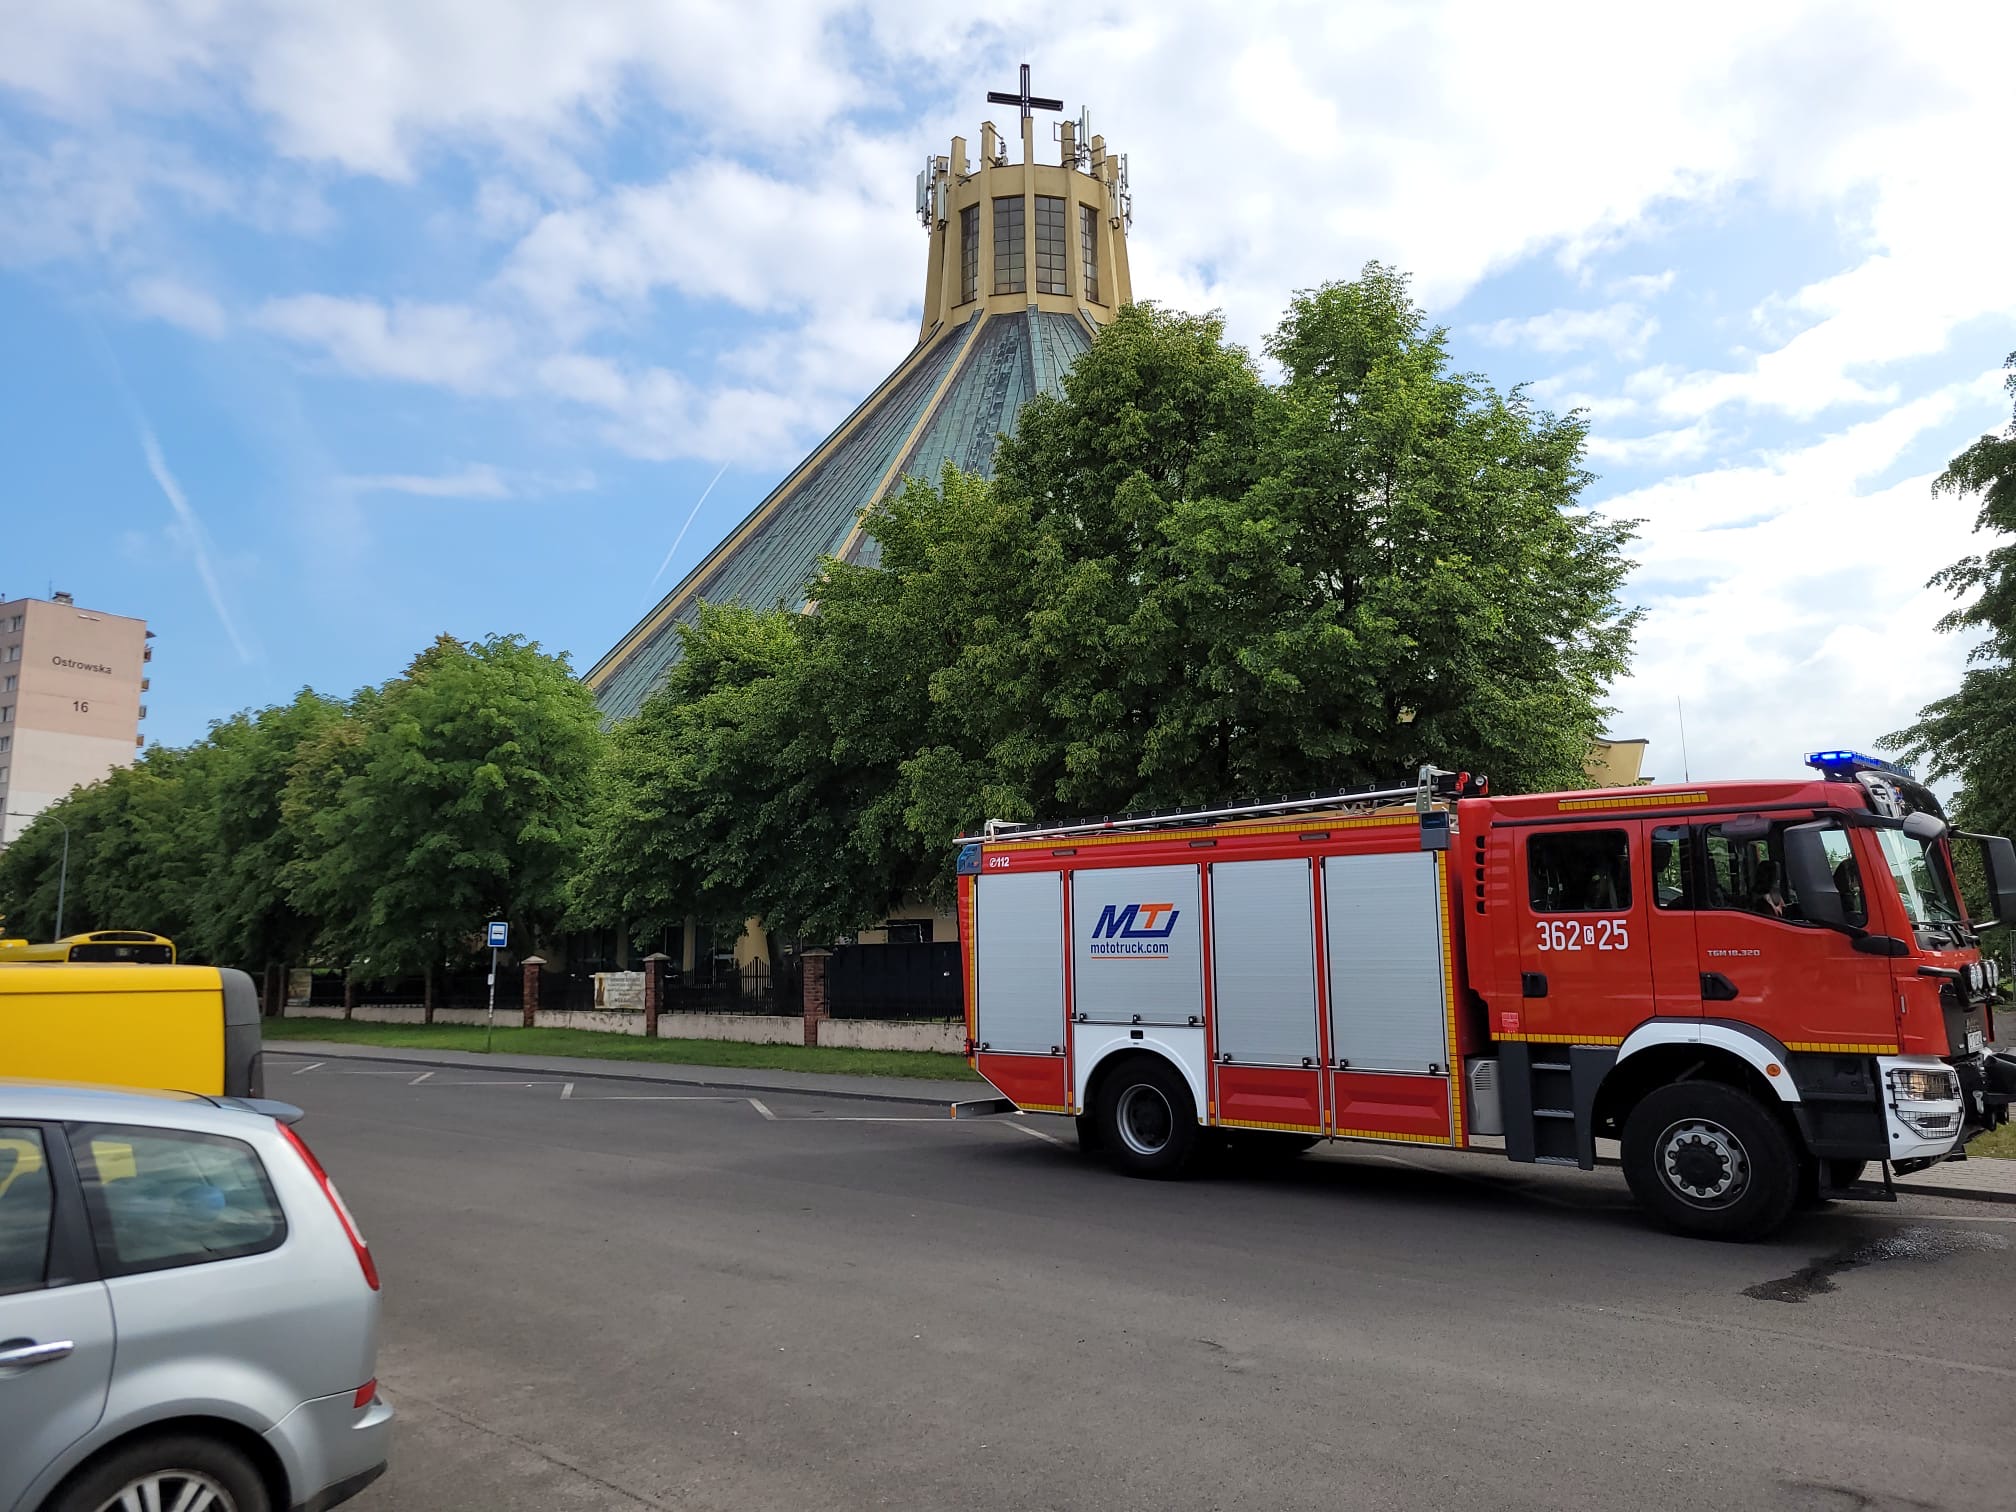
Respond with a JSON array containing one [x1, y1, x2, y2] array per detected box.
[[953, 751, 2016, 1239]]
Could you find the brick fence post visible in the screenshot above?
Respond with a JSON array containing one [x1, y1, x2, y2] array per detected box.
[[521, 955, 545, 1029], [800, 947, 832, 1048], [642, 952, 668, 1039]]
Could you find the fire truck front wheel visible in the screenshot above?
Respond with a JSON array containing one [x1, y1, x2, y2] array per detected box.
[[1096, 1056, 1203, 1178], [1620, 1082, 1799, 1241]]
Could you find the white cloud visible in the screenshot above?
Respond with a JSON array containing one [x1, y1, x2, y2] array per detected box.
[[337, 463, 595, 499], [1608, 270, 1676, 299], [255, 295, 518, 393], [134, 419, 255, 664], [1474, 302, 1660, 359], [1599, 371, 2009, 778], [129, 274, 228, 338]]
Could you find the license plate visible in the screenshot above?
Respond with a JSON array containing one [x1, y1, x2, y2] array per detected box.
[[1967, 1027, 1985, 1056]]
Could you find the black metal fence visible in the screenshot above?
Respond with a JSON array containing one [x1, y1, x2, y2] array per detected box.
[[828, 941, 961, 1020], [653, 958, 799, 1016]]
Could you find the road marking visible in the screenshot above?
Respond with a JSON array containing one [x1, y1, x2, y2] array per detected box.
[[748, 1098, 777, 1121], [292, 1062, 324, 1075], [1008, 1121, 1069, 1148], [561, 1082, 573, 1100], [410, 1071, 434, 1085]]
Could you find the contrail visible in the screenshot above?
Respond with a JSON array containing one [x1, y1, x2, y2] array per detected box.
[[645, 462, 729, 599], [137, 422, 253, 663]]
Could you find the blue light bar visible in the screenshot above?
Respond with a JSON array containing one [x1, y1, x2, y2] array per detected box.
[[1805, 749, 1914, 780]]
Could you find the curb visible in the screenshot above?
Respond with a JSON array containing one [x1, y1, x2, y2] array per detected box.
[[263, 1046, 966, 1109], [1888, 1179, 2016, 1208]]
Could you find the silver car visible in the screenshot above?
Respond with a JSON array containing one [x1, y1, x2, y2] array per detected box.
[[0, 1083, 391, 1512]]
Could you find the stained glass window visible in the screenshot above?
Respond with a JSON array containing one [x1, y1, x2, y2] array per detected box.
[[959, 204, 978, 304], [1080, 204, 1100, 303], [1035, 195, 1067, 296], [992, 196, 1025, 295]]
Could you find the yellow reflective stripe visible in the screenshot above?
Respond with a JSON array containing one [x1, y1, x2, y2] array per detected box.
[[1332, 1127, 1453, 1146], [1436, 851, 1465, 1148], [1496, 1032, 1627, 1045], [1217, 1117, 1323, 1134], [1557, 790, 1709, 811], [1783, 1041, 1899, 1054]]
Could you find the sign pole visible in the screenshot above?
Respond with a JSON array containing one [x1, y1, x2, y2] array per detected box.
[[484, 920, 509, 1053]]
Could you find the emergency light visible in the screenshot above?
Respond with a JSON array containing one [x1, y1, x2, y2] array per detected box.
[[1805, 749, 1914, 780]]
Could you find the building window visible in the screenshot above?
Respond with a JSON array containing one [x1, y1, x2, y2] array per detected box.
[[0, 766, 8, 783], [0, 706, 12, 724], [959, 204, 979, 304], [0, 734, 10, 752], [1, 675, 12, 693], [992, 196, 1025, 295], [1, 645, 18, 663], [1081, 204, 1100, 303], [1034, 195, 1067, 295]]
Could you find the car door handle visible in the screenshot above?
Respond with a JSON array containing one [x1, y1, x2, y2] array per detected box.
[[0, 1338, 75, 1368], [1700, 972, 1740, 1002]]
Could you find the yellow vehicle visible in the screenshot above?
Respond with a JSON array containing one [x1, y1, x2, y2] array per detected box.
[[0, 962, 263, 1097], [0, 929, 178, 963]]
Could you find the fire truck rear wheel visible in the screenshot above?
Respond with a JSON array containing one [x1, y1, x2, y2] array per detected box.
[[1097, 1057, 1202, 1178], [1620, 1082, 1798, 1241]]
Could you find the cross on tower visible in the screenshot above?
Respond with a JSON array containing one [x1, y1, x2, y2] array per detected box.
[[987, 63, 1063, 122]]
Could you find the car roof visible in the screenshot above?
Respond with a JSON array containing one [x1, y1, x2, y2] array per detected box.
[[0, 1079, 284, 1133]]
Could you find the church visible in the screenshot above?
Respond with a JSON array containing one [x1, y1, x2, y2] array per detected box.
[[586, 71, 1133, 722]]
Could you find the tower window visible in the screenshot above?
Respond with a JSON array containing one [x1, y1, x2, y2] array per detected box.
[[959, 204, 979, 304], [1034, 195, 1067, 296], [1081, 204, 1100, 303], [992, 197, 1025, 295]]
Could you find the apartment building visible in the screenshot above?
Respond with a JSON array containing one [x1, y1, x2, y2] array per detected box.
[[0, 592, 151, 848]]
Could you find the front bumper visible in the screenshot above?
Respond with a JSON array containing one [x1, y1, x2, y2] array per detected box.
[[1877, 1055, 1966, 1167]]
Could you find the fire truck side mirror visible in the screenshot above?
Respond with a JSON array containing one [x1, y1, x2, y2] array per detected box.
[[1784, 821, 1849, 931], [1978, 834, 2016, 930]]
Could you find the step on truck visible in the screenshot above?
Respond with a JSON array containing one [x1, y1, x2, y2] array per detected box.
[[953, 751, 2016, 1239]]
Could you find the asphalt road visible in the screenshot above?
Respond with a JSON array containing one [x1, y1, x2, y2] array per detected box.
[[275, 1053, 2016, 1512]]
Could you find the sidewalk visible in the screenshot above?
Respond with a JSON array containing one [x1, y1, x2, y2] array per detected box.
[[263, 1040, 984, 1109]]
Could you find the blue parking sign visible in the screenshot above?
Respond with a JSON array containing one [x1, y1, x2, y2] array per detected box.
[[486, 921, 509, 949]]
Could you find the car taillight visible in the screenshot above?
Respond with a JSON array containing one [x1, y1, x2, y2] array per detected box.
[[278, 1121, 380, 1291], [353, 1379, 378, 1409]]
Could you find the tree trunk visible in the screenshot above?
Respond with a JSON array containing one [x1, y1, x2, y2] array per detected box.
[[423, 961, 434, 1026]]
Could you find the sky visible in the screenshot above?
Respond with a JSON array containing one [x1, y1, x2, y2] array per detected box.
[[2, 0, 2011, 790]]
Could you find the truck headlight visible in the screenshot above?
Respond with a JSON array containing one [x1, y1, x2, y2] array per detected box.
[[1888, 1067, 1959, 1103]]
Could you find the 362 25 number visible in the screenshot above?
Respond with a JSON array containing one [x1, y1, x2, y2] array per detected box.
[[1535, 919, 1628, 952]]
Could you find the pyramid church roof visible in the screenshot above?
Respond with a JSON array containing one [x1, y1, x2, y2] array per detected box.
[[587, 76, 1133, 721]]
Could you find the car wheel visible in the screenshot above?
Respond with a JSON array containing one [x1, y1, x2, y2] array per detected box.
[[1621, 1082, 1798, 1241], [48, 1433, 271, 1512], [1074, 1112, 1103, 1154], [1096, 1057, 1202, 1178]]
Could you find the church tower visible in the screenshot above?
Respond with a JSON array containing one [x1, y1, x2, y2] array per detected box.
[[587, 72, 1133, 722]]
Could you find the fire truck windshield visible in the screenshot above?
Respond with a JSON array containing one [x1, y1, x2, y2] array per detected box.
[[1873, 828, 1966, 936]]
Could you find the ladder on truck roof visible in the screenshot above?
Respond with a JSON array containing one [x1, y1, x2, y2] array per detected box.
[[962, 765, 1485, 844]]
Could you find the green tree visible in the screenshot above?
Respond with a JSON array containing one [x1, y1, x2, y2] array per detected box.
[[187, 690, 347, 972], [1886, 352, 2016, 844], [285, 635, 604, 975], [590, 267, 1639, 928]]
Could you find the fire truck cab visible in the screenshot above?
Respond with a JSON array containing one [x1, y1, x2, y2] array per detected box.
[[954, 752, 2016, 1239]]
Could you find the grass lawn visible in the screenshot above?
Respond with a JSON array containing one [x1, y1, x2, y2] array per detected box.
[[1970, 1119, 2016, 1159], [260, 1016, 982, 1082]]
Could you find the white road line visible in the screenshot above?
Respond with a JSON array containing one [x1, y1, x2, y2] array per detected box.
[[747, 1099, 777, 1121], [1008, 1121, 1069, 1148], [410, 1071, 434, 1085], [561, 1082, 573, 1100], [291, 1062, 324, 1075]]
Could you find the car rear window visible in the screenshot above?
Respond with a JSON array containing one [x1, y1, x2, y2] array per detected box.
[[0, 1126, 53, 1295], [70, 1123, 286, 1276]]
